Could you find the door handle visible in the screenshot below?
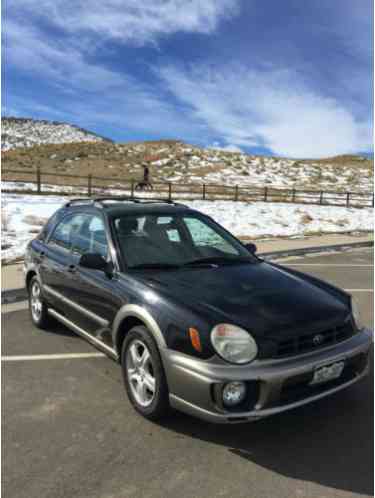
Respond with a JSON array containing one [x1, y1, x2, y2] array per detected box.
[[67, 264, 77, 273]]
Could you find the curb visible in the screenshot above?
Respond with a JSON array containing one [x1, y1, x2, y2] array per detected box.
[[2, 288, 28, 305], [2, 240, 373, 305], [259, 240, 373, 260]]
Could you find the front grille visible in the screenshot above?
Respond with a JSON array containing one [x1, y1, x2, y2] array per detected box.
[[275, 320, 356, 358]]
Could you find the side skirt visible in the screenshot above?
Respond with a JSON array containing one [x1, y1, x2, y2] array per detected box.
[[48, 308, 119, 361]]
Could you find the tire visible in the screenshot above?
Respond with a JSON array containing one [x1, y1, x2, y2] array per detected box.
[[121, 325, 170, 421], [28, 276, 51, 329]]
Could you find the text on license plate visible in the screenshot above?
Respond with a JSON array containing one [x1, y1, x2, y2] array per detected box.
[[310, 361, 345, 385]]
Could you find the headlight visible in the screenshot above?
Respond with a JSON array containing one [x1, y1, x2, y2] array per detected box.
[[211, 324, 258, 364], [351, 296, 363, 330]]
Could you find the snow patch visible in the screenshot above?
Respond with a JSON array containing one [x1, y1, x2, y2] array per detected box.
[[2, 194, 372, 262], [2, 117, 107, 151]]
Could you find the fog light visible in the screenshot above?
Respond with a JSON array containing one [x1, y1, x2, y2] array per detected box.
[[222, 381, 246, 407]]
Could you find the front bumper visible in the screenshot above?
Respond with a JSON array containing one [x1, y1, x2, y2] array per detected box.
[[161, 328, 372, 423]]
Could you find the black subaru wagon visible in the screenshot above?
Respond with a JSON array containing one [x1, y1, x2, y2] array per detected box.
[[24, 196, 371, 423]]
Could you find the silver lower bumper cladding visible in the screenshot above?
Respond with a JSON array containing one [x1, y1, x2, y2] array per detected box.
[[162, 328, 372, 424]]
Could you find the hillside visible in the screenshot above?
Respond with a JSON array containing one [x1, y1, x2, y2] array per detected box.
[[2, 138, 373, 192], [1, 117, 111, 151]]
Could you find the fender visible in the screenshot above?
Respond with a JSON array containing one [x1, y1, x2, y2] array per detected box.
[[24, 263, 42, 290], [112, 304, 167, 352]]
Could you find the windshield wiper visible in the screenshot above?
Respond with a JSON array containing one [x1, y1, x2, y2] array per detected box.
[[183, 256, 253, 267], [129, 263, 181, 270]]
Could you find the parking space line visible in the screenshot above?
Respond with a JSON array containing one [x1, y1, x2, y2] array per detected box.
[[1, 352, 106, 362], [284, 264, 373, 267], [344, 289, 373, 292]]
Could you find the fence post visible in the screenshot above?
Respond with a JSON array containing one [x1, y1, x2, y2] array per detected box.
[[168, 182, 172, 201], [346, 192, 350, 207], [319, 191, 324, 205], [292, 188, 296, 203], [264, 187, 268, 202], [36, 167, 41, 194], [202, 184, 206, 200], [234, 185, 239, 201], [87, 174, 92, 197], [131, 179, 135, 198]]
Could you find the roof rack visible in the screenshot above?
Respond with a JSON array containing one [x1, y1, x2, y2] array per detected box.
[[64, 198, 96, 207], [64, 196, 186, 208]]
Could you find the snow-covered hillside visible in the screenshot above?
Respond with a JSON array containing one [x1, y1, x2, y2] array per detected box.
[[2, 194, 373, 262], [1, 117, 110, 151]]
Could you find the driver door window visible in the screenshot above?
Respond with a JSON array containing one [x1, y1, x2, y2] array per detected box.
[[72, 215, 109, 259], [49, 214, 86, 252]]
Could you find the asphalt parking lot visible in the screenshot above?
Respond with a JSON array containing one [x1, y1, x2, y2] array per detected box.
[[2, 248, 374, 498]]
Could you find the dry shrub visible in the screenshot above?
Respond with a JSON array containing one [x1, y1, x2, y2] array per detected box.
[[336, 218, 349, 227], [1, 208, 9, 231], [23, 214, 49, 226], [300, 213, 313, 224]]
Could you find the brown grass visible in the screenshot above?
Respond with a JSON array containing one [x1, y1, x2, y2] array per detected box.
[[300, 213, 314, 224], [2, 141, 373, 195]]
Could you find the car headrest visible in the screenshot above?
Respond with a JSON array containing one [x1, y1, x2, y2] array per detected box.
[[117, 217, 138, 235]]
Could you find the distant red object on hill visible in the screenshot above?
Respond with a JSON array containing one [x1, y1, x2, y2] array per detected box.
[[144, 155, 160, 163]]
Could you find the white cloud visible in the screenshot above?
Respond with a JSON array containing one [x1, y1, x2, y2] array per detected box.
[[3, 19, 208, 139], [158, 64, 372, 158], [4, 20, 126, 91], [8, 0, 240, 47], [208, 142, 244, 153], [3, 3, 238, 140]]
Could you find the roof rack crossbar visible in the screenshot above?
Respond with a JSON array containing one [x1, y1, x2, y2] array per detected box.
[[64, 196, 187, 208], [93, 195, 186, 207]]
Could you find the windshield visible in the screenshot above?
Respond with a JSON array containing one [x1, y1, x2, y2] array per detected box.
[[113, 213, 255, 269]]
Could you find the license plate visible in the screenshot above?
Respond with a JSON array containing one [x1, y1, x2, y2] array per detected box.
[[310, 361, 345, 385]]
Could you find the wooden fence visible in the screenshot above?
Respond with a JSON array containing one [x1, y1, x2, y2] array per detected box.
[[2, 167, 374, 208]]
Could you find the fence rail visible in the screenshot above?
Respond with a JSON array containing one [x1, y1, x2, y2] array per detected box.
[[2, 167, 374, 208]]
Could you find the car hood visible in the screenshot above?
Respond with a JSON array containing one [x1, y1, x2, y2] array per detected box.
[[140, 261, 349, 339]]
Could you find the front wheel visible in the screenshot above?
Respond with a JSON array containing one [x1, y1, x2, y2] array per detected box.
[[121, 326, 170, 421], [28, 276, 51, 329]]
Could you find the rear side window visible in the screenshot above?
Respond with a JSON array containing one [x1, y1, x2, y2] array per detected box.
[[49, 214, 86, 252]]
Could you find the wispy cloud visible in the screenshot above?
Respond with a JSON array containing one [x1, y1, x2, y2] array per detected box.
[[4, 20, 126, 91], [3, 2, 237, 140], [3, 0, 372, 156], [208, 142, 244, 153], [7, 0, 240, 47], [3, 18, 206, 140], [158, 64, 372, 158]]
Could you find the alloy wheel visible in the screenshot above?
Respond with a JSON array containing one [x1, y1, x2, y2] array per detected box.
[[30, 281, 43, 322], [126, 339, 156, 407]]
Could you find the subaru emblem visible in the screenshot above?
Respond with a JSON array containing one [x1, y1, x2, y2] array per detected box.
[[313, 334, 324, 346]]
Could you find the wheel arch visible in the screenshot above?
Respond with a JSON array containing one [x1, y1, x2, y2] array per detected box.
[[25, 270, 37, 292], [112, 304, 166, 359]]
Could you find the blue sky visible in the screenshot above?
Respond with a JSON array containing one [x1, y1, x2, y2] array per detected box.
[[2, 0, 373, 158]]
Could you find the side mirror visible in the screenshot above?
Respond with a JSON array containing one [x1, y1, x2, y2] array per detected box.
[[245, 242, 257, 254], [79, 253, 112, 276]]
